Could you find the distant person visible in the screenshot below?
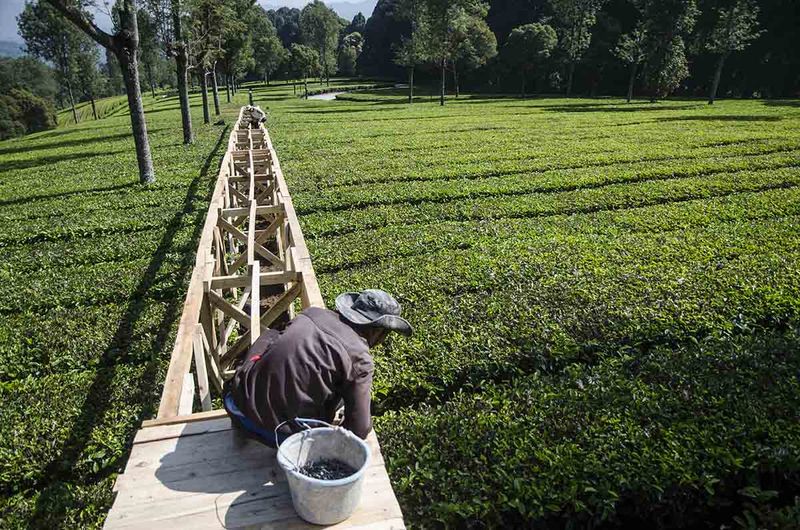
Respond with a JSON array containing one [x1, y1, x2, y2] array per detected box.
[[224, 289, 412, 447]]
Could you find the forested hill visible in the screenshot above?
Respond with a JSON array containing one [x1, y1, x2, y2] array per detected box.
[[0, 41, 24, 58], [358, 0, 800, 98]]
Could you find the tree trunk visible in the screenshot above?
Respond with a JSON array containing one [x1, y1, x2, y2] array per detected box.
[[440, 59, 445, 106], [150, 78, 156, 98], [304, 77, 308, 99], [200, 70, 210, 124], [266, 71, 270, 86], [408, 67, 414, 104], [264, 72, 268, 86], [211, 65, 220, 116], [175, 46, 192, 144], [90, 95, 97, 120], [118, 46, 155, 184], [566, 61, 575, 96], [67, 81, 78, 124], [225, 73, 231, 103], [709, 53, 726, 105], [626, 62, 637, 103], [172, 0, 192, 143], [453, 64, 459, 98]]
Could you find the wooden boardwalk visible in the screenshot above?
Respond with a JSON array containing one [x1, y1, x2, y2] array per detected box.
[[105, 414, 405, 529], [104, 107, 406, 529]]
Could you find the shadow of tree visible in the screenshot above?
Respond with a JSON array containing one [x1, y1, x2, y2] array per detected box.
[[0, 130, 167, 157], [656, 115, 783, 122], [28, 124, 230, 528]]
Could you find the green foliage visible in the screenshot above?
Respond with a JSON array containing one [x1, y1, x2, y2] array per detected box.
[[0, 57, 58, 102], [706, 0, 762, 55], [550, 0, 607, 62], [503, 23, 558, 95], [263, 88, 800, 527], [635, 0, 699, 99], [300, 0, 341, 79], [290, 43, 321, 80], [0, 89, 57, 140], [0, 85, 236, 526], [614, 26, 647, 66]]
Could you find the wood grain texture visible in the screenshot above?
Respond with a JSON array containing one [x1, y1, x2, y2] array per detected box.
[[106, 419, 405, 529]]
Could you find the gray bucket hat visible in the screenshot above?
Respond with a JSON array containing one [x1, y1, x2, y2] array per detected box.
[[335, 289, 413, 336]]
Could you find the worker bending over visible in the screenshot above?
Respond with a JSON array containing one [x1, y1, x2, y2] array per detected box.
[[224, 289, 412, 447]]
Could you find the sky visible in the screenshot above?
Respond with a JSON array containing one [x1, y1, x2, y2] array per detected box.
[[0, 0, 376, 44]]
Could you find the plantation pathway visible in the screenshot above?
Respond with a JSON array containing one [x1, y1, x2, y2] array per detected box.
[[104, 107, 405, 529]]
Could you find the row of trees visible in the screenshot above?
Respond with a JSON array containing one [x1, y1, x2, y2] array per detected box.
[[14, 0, 368, 183], [361, 0, 794, 104]]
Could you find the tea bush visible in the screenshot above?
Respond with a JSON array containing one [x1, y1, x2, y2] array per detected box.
[[265, 90, 800, 527], [0, 90, 241, 527], [2, 82, 799, 528]]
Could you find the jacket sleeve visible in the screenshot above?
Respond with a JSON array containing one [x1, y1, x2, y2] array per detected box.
[[342, 363, 373, 439]]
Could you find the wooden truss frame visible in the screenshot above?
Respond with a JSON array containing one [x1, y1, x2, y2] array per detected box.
[[156, 107, 324, 420]]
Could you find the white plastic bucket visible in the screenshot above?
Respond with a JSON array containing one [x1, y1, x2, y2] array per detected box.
[[276, 419, 371, 525]]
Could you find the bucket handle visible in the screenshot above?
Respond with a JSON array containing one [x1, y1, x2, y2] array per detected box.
[[275, 418, 336, 471]]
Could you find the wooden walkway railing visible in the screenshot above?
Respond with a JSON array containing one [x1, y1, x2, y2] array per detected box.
[[107, 107, 406, 529], [157, 106, 324, 420]]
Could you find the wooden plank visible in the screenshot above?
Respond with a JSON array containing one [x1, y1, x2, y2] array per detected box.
[[210, 270, 300, 290], [178, 373, 194, 416], [192, 324, 212, 412], [132, 417, 232, 445], [264, 129, 324, 309], [250, 261, 261, 344], [208, 289, 250, 328], [143, 409, 229, 428]]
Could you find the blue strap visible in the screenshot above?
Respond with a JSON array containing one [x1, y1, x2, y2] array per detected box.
[[224, 393, 284, 447]]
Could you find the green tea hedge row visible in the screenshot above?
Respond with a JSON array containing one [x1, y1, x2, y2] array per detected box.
[[293, 152, 799, 214], [0, 300, 173, 381], [308, 186, 800, 273], [375, 327, 800, 527], [300, 166, 800, 238], [269, 95, 800, 527], [318, 215, 800, 409], [0, 87, 235, 527]]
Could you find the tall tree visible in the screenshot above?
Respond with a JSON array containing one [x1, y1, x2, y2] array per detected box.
[[450, 14, 497, 97], [420, 0, 491, 106], [137, 7, 160, 98], [393, 0, 426, 103], [45, 0, 155, 184], [75, 39, 101, 119], [188, 0, 232, 122], [143, 0, 193, 143], [705, 0, 761, 104], [614, 25, 647, 102], [338, 33, 363, 76], [345, 12, 367, 35], [18, 1, 83, 124], [634, 0, 699, 100], [220, 0, 256, 102], [550, 0, 607, 96], [503, 22, 558, 98], [300, 1, 341, 86], [252, 7, 287, 85], [268, 7, 302, 48], [290, 43, 320, 97]]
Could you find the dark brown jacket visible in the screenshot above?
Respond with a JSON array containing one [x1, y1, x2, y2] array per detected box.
[[229, 307, 374, 438]]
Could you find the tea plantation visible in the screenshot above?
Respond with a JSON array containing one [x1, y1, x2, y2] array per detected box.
[[0, 83, 799, 528], [0, 91, 240, 527], [263, 88, 800, 527]]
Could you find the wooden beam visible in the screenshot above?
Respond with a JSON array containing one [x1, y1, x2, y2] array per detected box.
[[210, 270, 301, 290]]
